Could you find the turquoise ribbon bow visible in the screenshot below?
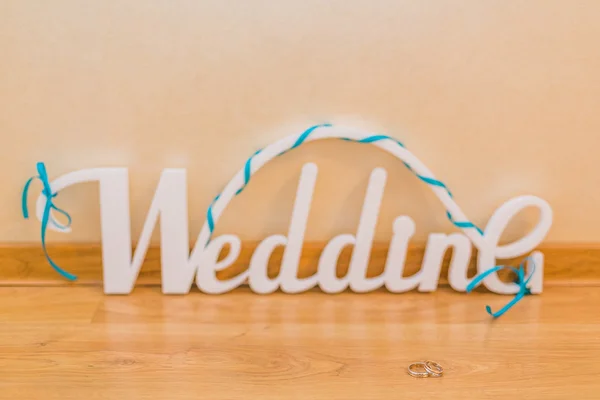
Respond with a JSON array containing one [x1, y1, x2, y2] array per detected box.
[[466, 258, 535, 318], [21, 162, 76, 281]]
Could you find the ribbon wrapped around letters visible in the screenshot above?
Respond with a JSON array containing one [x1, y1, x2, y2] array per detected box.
[[466, 258, 535, 318]]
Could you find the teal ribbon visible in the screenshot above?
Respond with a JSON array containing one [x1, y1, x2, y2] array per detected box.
[[206, 124, 483, 237], [236, 149, 263, 195], [344, 134, 484, 235], [206, 193, 220, 234], [207, 124, 332, 235], [21, 162, 77, 281], [466, 258, 534, 318]]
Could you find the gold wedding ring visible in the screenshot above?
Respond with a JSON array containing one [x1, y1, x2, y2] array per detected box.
[[424, 360, 443, 377], [407, 362, 430, 378], [408, 360, 444, 378]]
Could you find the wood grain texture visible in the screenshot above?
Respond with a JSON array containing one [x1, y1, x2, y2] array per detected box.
[[1, 242, 599, 286], [1, 286, 599, 399]]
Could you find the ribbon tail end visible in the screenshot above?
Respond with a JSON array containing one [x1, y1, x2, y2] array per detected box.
[[57, 268, 78, 282]]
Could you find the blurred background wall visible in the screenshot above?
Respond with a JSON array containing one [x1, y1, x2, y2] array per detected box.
[[1, 0, 599, 244]]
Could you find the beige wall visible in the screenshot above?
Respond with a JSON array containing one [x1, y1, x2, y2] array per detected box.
[[1, 0, 599, 244]]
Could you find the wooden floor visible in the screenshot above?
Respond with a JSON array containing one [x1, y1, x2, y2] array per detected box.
[[1, 286, 600, 399]]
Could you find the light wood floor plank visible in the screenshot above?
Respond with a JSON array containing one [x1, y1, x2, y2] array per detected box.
[[1, 287, 599, 399]]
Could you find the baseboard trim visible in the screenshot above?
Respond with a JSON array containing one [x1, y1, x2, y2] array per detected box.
[[1, 242, 598, 287]]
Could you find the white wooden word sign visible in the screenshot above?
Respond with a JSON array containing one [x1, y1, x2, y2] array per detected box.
[[31, 125, 552, 295]]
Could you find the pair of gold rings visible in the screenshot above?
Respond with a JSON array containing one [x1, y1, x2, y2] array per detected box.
[[407, 361, 444, 378]]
